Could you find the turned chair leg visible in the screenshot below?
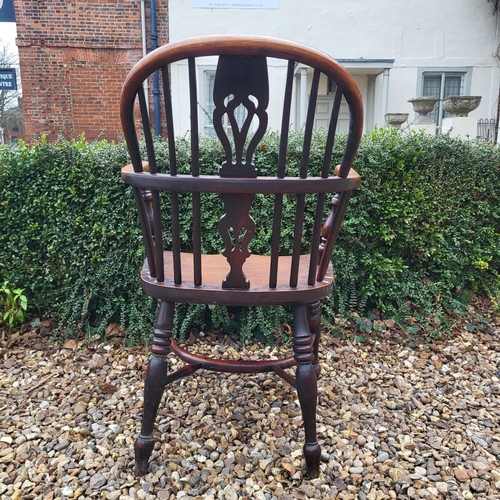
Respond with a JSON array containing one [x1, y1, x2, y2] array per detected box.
[[307, 301, 322, 380], [134, 301, 174, 477], [292, 304, 321, 479]]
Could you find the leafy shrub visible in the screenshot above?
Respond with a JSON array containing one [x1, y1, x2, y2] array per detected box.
[[333, 128, 500, 322], [0, 129, 499, 342], [0, 280, 27, 330], [0, 136, 155, 340]]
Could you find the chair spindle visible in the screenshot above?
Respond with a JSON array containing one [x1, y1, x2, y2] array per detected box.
[[269, 60, 295, 288], [322, 88, 343, 177], [308, 192, 326, 285], [299, 69, 320, 179], [161, 65, 182, 283], [152, 190, 164, 282], [308, 87, 343, 284], [138, 86, 157, 174], [290, 69, 320, 287], [189, 57, 202, 286], [140, 81, 163, 281], [162, 65, 177, 175], [170, 193, 182, 284]]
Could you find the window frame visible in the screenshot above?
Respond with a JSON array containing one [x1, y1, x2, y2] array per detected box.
[[417, 67, 472, 132], [198, 65, 217, 137], [198, 65, 252, 138]]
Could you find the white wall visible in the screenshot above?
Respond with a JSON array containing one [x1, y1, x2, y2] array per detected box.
[[169, 0, 500, 132], [170, 57, 294, 135]]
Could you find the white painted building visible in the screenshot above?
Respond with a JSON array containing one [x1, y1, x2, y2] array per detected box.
[[167, 0, 500, 139]]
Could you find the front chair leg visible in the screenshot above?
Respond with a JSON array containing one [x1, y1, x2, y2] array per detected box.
[[292, 304, 321, 479], [306, 301, 322, 379], [134, 301, 174, 477]]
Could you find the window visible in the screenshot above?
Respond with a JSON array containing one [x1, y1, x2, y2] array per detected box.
[[203, 69, 248, 137], [422, 72, 464, 123], [418, 68, 472, 131], [327, 78, 337, 95], [203, 70, 216, 136]]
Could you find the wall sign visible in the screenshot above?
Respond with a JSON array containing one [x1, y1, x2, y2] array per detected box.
[[0, 0, 16, 22], [0, 68, 17, 90], [192, 0, 279, 8]]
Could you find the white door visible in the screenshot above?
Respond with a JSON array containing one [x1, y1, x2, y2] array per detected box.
[[314, 96, 350, 133]]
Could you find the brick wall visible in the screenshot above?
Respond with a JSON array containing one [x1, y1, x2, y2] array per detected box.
[[14, 0, 169, 142]]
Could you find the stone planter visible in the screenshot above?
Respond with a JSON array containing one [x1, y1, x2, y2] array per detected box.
[[385, 113, 409, 128], [442, 96, 481, 117], [408, 97, 438, 125]]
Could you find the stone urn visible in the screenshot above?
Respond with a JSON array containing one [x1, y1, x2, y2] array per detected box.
[[442, 96, 481, 117], [385, 113, 409, 128], [408, 97, 438, 125]]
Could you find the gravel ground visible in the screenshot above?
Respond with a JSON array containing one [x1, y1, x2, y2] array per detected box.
[[0, 321, 499, 500]]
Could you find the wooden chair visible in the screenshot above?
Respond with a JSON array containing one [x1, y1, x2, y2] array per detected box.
[[120, 35, 363, 479]]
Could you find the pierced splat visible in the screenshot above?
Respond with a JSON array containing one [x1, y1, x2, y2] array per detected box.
[[213, 55, 268, 288], [219, 193, 256, 289], [213, 55, 269, 178]]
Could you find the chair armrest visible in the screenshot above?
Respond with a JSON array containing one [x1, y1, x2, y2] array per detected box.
[[334, 164, 360, 182], [121, 161, 150, 177]]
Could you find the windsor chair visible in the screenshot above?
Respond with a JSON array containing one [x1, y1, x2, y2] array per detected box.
[[120, 35, 363, 478]]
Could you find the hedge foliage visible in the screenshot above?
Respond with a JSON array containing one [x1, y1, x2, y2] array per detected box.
[[334, 129, 500, 329], [0, 136, 153, 339], [0, 129, 499, 342]]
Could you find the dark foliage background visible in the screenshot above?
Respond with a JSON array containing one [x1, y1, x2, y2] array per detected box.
[[1, 130, 499, 342]]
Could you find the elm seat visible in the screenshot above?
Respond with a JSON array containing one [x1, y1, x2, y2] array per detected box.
[[139, 251, 334, 306], [120, 34, 363, 479]]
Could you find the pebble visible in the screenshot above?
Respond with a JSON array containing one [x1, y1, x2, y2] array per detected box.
[[414, 466, 426, 476], [74, 402, 86, 414], [472, 436, 489, 447], [60, 486, 73, 496], [349, 466, 364, 474], [454, 468, 470, 483], [356, 435, 366, 446], [189, 475, 201, 487], [393, 375, 407, 390], [376, 452, 390, 463], [89, 472, 106, 489], [435, 482, 448, 494]]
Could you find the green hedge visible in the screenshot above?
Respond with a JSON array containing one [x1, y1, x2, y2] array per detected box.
[[333, 129, 500, 327], [0, 137, 153, 339], [1, 130, 499, 341]]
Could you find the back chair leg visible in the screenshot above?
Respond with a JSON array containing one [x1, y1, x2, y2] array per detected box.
[[134, 301, 174, 477], [307, 301, 322, 379], [292, 304, 321, 479]]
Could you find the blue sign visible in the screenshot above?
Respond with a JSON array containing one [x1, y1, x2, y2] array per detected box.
[[0, 0, 15, 22], [0, 69, 17, 90]]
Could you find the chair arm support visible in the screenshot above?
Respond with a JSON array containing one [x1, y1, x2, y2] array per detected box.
[[317, 190, 353, 282]]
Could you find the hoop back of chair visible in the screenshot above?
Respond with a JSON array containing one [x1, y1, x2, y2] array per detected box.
[[121, 35, 363, 296]]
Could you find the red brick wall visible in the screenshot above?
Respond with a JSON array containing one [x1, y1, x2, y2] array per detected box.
[[14, 0, 169, 142]]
